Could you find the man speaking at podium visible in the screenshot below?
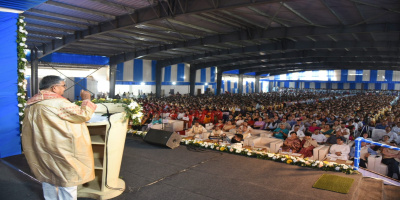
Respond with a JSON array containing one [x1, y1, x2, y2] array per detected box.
[[22, 75, 97, 200]]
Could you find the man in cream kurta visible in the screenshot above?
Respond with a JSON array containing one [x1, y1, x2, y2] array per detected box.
[[186, 121, 208, 139], [22, 76, 96, 200], [329, 137, 351, 160]]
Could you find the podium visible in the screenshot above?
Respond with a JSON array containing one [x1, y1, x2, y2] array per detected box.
[[78, 103, 128, 200]]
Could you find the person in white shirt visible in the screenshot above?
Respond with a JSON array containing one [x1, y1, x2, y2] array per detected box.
[[186, 122, 208, 139], [336, 122, 350, 140], [235, 116, 244, 126], [237, 122, 252, 139], [293, 125, 305, 138], [391, 122, 400, 134], [311, 129, 327, 144], [291, 120, 305, 132], [384, 126, 399, 143], [329, 137, 351, 160], [211, 126, 223, 137]]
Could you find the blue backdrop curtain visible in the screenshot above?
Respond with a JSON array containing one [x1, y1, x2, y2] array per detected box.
[[0, 12, 20, 158]]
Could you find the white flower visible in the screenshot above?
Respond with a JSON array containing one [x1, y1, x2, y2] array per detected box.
[[19, 43, 24, 46], [236, 149, 242, 154], [19, 69, 25, 73], [229, 148, 234, 152], [281, 158, 286, 161], [343, 165, 348, 170], [21, 96, 25, 99], [185, 140, 189, 145], [312, 163, 317, 167], [21, 58, 27, 62], [18, 104, 23, 107], [18, 82, 23, 86], [19, 19, 23, 23], [244, 149, 249, 152], [204, 144, 209, 148], [210, 145, 214, 149], [21, 37, 26, 42], [200, 143, 205, 147], [19, 112, 23, 116], [293, 159, 297, 163], [247, 152, 252, 156], [17, 93, 21, 96], [25, 44, 28, 48], [20, 121, 23, 124], [272, 156, 277, 160], [335, 167, 340, 171]]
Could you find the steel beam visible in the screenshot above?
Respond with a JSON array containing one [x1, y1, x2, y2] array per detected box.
[[109, 64, 117, 98], [255, 75, 260, 93], [216, 71, 222, 95], [193, 50, 400, 69], [155, 62, 163, 98], [238, 74, 244, 94], [45, 1, 115, 19], [221, 56, 400, 72], [30, 49, 39, 95], [110, 23, 400, 64]]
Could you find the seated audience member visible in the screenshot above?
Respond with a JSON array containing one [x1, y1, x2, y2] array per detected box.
[[137, 112, 153, 131], [321, 124, 334, 135], [349, 141, 376, 168], [235, 116, 244, 126], [279, 118, 291, 130], [362, 132, 372, 141], [381, 141, 400, 180], [222, 121, 236, 132], [336, 122, 350, 140], [308, 122, 321, 133], [293, 125, 305, 138], [311, 129, 327, 144], [253, 117, 266, 129], [231, 134, 244, 144], [237, 122, 252, 138], [329, 137, 351, 160], [264, 119, 278, 131], [282, 132, 302, 153], [214, 119, 224, 129], [247, 116, 255, 127], [384, 126, 399, 143], [299, 132, 319, 158], [375, 121, 388, 130], [211, 126, 223, 137], [151, 114, 162, 125], [291, 120, 305, 132], [273, 124, 289, 139], [326, 131, 346, 145], [391, 122, 400, 134], [186, 121, 208, 139], [381, 135, 391, 144]]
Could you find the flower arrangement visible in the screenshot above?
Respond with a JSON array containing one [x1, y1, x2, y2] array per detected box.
[[75, 98, 142, 126], [123, 99, 143, 126], [17, 16, 28, 131], [178, 138, 357, 174]]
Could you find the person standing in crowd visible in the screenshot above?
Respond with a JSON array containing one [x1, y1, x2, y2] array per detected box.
[[22, 75, 97, 200]]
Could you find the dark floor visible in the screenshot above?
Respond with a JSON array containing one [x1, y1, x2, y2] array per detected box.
[[1, 136, 364, 200]]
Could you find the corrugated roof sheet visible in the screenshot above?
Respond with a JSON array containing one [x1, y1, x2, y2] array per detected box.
[[0, 0, 47, 11]]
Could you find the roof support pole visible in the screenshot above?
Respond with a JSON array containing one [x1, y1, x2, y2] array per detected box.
[[216, 70, 222, 95], [30, 49, 39, 96], [155, 62, 164, 98], [189, 66, 196, 96], [238, 74, 244, 94], [109, 63, 117, 99], [255, 75, 260, 93]]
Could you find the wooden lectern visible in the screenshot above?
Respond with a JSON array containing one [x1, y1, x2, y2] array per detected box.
[[78, 103, 128, 200]]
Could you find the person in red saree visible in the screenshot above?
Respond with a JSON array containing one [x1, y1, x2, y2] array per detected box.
[[169, 110, 178, 120], [282, 132, 302, 153], [183, 111, 194, 128], [215, 108, 223, 121], [214, 119, 224, 129], [298, 132, 319, 158]]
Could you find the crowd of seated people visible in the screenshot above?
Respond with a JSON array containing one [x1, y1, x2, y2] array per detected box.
[[132, 91, 400, 179]]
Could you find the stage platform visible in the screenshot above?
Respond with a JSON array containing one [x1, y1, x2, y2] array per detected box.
[[1, 136, 397, 200]]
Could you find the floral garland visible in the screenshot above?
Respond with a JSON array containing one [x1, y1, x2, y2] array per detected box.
[[75, 98, 143, 126], [17, 16, 28, 131], [176, 137, 357, 175]]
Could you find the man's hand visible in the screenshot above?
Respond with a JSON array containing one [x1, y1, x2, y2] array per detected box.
[[80, 90, 91, 100], [335, 152, 342, 156]]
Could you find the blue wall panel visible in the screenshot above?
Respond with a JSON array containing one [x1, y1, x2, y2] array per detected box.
[[210, 67, 215, 82], [338, 83, 344, 89], [164, 66, 171, 82], [234, 82, 238, 93], [315, 82, 320, 89], [350, 83, 356, 89], [246, 82, 249, 93], [341, 70, 348, 82], [177, 64, 185, 81], [388, 83, 395, 90], [74, 77, 87, 101], [284, 81, 289, 88], [116, 63, 124, 81], [304, 82, 310, 89], [0, 12, 20, 158], [385, 70, 393, 82], [133, 59, 143, 82], [151, 60, 157, 81], [227, 80, 231, 93], [251, 82, 254, 93], [370, 70, 377, 82], [201, 68, 206, 82], [355, 70, 363, 82], [375, 83, 381, 90]]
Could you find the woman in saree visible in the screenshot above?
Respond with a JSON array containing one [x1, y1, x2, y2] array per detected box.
[[298, 132, 319, 158], [321, 124, 334, 135], [282, 132, 302, 153]]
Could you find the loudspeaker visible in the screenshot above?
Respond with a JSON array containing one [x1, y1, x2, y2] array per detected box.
[[143, 129, 181, 149]]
